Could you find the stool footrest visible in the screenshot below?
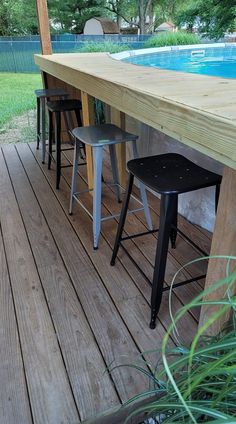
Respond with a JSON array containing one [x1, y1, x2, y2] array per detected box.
[[121, 228, 158, 241], [120, 243, 205, 290], [72, 192, 147, 223]]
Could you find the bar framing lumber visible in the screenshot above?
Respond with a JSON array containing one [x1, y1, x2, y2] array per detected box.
[[199, 166, 236, 335], [81, 91, 95, 189], [36, 0, 52, 55], [110, 108, 126, 188]]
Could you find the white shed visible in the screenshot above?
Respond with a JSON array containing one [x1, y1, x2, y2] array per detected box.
[[83, 17, 119, 35], [156, 22, 176, 32]]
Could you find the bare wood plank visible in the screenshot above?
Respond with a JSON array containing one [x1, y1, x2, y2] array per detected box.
[[0, 228, 32, 424], [34, 54, 236, 170], [16, 143, 150, 403], [199, 166, 236, 335], [0, 148, 79, 424], [81, 91, 95, 189], [110, 108, 127, 188], [3, 144, 119, 421], [36, 0, 52, 55]]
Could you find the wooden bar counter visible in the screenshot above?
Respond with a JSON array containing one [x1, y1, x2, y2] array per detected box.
[[35, 51, 236, 334]]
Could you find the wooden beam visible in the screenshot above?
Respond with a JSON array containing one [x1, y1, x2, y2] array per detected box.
[[199, 166, 236, 335], [81, 91, 95, 189], [34, 53, 236, 170], [36, 0, 52, 55], [110, 108, 127, 188]]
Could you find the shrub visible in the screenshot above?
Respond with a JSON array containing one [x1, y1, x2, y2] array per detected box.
[[144, 31, 201, 48], [110, 256, 236, 423], [78, 41, 131, 54]]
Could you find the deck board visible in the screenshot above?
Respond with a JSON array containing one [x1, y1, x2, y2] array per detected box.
[[0, 147, 79, 424], [3, 144, 119, 421], [0, 142, 213, 424], [0, 226, 32, 424]]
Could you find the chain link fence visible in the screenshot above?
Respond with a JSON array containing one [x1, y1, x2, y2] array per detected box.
[[0, 34, 152, 73]]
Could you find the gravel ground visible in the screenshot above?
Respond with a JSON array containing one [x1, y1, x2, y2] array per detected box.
[[0, 109, 37, 145]]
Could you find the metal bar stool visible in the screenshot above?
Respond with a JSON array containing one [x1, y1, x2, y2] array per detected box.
[[35, 88, 68, 163], [110, 153, 222, 329], [69, 123, 153, 249], [47, 99, 83, 189]]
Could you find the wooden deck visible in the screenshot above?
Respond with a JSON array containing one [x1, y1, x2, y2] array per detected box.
[[0, 142, 211, 424]]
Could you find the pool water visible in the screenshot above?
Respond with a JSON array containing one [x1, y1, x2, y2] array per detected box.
[[123, 46, 236, 79]]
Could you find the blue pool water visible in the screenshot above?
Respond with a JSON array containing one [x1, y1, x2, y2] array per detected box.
[[123, 46, 236, 79]]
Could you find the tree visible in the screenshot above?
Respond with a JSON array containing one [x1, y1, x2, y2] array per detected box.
[[0, 0, 38, 35], [176, 0, 236, 38], [47, 0, 107, 33]]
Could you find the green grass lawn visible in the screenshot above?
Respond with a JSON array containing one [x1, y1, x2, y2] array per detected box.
[[0, 72, 42, 128]]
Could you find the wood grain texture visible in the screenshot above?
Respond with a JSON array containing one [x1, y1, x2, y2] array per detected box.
[[0, 230, 32, 424], [110, 108, 126, 188], [0, 141, 219, 422], [36, 0, 52, 55], [199, 166, 236, 335], [3, 144, 119, 421], [34, 53, 236, 169], [16, 143, 150, 403], [0, 148, 79, 424], [81, 91, 95, 189]]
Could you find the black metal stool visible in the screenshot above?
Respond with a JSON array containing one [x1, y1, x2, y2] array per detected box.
[[47, 99, 83, 189], [35, 88, 68, 163], [111, 153, 222, 329]]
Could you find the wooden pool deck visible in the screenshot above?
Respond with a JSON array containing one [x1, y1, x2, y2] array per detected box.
[[0, 142, 211, 424]]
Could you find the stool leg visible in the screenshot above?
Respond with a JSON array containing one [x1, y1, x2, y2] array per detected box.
[[75, 108, 82, 127], [131, 140, 152, 230], [93, 147, 103, 249], [111, 173, 134, 265], [36, 97, 40, 149], [55, 111, 61, 189], [63, 110, 74, 144], [170, 196, 178, 249], [41, 97, 46, 163], [74, 108, 86, 158], [109, 144, 121, 203], [48, 111, 53, 169], [150, 194, 176, 329], [48, 110, 53, 170], [69, 141, 80, 214]]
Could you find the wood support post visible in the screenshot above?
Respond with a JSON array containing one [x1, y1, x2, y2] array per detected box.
[[36, 0, 52, 55], [110, 108, 126, 188], [81, 92, 95, 190], [199, 166, 236, 335]]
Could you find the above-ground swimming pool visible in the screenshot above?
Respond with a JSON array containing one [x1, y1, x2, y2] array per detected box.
[[114, 44, 236, 79]]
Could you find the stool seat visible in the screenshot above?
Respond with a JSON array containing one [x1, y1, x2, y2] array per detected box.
[[35, 88, 67, 99], [47, 99, 82, 113], [128, 153, 222, 194], [72, 124, 138, 146]]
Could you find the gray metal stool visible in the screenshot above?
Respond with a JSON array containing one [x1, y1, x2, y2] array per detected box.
[[35, 88, 68, 163], [69, 123, 152, 249]]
